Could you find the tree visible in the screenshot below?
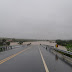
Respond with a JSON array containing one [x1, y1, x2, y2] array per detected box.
[[18, 41, 23, 45], [1, 39, 6, 46], [0, 42, 3, 46], [2, 39, 6, 42], [6, 42, 10, 46]]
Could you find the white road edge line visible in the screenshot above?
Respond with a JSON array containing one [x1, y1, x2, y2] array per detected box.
[[39, 48, 49, 72]]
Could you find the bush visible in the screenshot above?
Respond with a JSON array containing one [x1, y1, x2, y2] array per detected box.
[[0, 42, 3, 46], [6, 42, 10, 46], [18, 41, 23, 45]]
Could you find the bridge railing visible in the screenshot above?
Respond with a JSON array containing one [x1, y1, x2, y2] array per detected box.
[[41, 44, 72, 65], [46, 45, 72, 57], [41, 44, 72, 58], [0, 45, 23, 51]]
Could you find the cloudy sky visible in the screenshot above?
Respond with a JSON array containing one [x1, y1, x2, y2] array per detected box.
[[0, 0, 72, 40]]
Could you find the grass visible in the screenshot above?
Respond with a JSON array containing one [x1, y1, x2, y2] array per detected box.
[[66, 44, 72, 52], [54, 49, 72, 58]]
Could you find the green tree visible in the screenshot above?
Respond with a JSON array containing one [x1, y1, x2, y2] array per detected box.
[[0, 42, 3, 46], [2, 39, 6, 42], [18, 41, 23, 45], [6, 42, 10, 46]]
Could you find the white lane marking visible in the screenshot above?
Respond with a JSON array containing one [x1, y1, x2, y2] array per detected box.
[[39, 48, 49, 72]]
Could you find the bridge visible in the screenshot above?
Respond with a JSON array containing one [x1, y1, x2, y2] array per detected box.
[[0, 43, 72, 72]]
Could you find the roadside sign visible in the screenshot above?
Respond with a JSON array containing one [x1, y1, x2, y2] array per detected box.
[[56, 44, 58, 48]]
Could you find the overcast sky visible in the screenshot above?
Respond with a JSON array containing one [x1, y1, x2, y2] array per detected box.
[[0, 0, 72, 40]]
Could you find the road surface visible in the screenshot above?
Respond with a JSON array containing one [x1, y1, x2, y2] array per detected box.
[[0, 45, 72, 72]]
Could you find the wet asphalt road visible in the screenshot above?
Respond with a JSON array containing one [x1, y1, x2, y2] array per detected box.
[[0, 45, 72, 72]]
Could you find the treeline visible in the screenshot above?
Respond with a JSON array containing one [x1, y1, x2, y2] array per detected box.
[[0, 38, 25, 46], [0, 38, 40, 46], [0, 38, 38, 42], [0, 39, 10, 46], [56, 40, 72, 46], [56, 40, 72, 51]]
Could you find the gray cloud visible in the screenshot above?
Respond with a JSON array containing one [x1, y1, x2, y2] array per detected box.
[[0, 0, 72, 39]]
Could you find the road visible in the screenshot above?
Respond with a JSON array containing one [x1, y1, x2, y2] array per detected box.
[[0, 45, 72, 72]]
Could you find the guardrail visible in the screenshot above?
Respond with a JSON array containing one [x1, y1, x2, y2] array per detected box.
[[0, 46, 12, 51], [42, 44, 72, 55], [46, 45, 72, 57], [41, 44, 72, 65], [42, 45, 72, 57], [0, 45, 23, 51]]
